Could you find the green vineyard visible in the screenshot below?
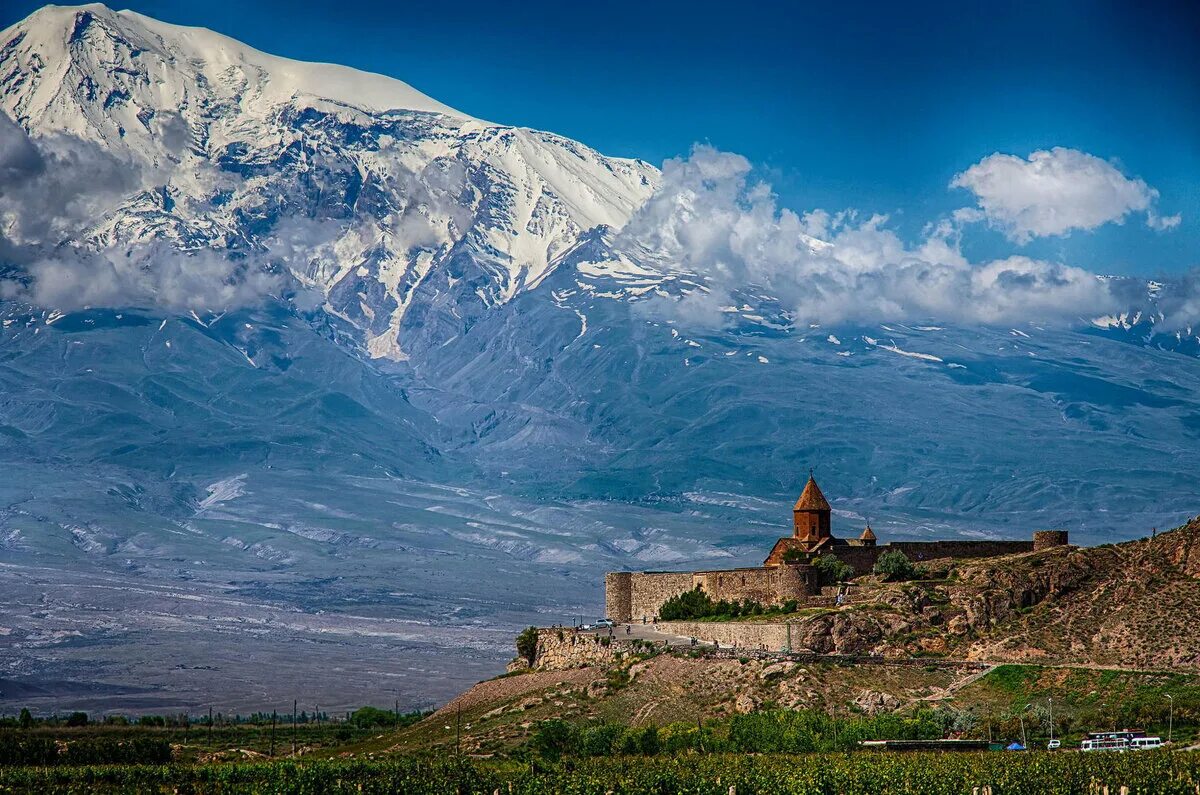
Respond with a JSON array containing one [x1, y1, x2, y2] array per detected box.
[[1, 752, 1197, 794]]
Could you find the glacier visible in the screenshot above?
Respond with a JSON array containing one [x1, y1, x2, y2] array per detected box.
[[1, 4, 1199, 712]]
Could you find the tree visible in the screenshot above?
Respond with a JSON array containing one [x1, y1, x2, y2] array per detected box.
[[782, 547, 807, 564], [516, 626, 540, 666], [873, 550, 919, 581], [813, 554, 854, 584], [349, 706, 397, 729], [532, 718, 577, 761], [658, 587, 717, 621], [65, 711, 88, 727], [18, 708, 33, 729]]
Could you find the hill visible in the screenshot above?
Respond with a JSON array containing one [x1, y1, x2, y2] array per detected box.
[[359, 519, 1200, 756], [762, 516, 1200, 670]]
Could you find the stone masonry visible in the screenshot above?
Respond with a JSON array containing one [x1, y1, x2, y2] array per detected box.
[[605, 476, 1070, 623]]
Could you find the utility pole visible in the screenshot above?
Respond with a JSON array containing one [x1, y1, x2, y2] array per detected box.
[[1166, 695, 1174, 744], [1048, 697, 1053, 745]]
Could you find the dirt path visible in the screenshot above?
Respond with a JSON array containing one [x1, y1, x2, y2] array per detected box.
[[431, 667, 599, 719]]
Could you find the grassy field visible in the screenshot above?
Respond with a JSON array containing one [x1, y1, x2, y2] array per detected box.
[[2, 751, 1199, 794]]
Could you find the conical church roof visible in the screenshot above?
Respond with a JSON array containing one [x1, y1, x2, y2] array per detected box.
[[860, 525, 877, 541], [793, 475, 831, 512]]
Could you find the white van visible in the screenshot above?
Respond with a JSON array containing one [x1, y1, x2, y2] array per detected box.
[[1130, 736, 1163, 750]]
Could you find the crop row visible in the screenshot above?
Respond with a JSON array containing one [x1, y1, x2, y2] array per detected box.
[[1, 751, 1199, 794]]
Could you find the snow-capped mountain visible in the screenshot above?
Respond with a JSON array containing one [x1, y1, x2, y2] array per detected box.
[[2, 4, 660, 359], [2, 5, 1200, 712]]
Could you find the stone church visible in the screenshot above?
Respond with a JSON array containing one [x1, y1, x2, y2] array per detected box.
[[604, 475, 1068, 624]]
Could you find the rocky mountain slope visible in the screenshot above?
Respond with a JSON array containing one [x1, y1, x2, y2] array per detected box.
[[680, 517, 1200, 671]]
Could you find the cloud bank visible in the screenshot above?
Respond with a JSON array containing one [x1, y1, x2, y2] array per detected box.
[[616, 146, 1119, 326], [950, 147, 1179, 243], [0, 113, 284, 312]]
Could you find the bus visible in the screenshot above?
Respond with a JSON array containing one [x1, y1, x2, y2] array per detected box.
[[1080, 730, 1151, 752]]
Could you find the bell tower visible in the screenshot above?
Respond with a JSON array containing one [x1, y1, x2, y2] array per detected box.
[[792, 472, 832, 546]]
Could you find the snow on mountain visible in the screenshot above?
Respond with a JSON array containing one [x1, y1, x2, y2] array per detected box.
[[1, 4, 661, 359]]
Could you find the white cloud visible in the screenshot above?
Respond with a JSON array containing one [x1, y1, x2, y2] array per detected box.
[[950, 147, 1177, 242], [0, 113, 304, 312], [617, 146, 1119, 326], [1147, 211, 1182, 231], [22, 245, 285, 312]]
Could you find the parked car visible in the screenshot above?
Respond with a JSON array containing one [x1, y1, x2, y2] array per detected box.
[[594, 618, 615, 628], [1047, 739, 1061, 750]]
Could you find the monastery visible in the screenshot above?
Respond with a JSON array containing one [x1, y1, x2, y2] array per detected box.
[[605, 475, 1069, 624]]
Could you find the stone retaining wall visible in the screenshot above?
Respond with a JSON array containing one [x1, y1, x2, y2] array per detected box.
[[656, 620, 792, 652]]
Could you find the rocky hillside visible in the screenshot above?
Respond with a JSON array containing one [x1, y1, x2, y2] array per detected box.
[[759, 517, 1200, 670]]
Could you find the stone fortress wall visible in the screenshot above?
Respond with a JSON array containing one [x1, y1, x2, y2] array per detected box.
[[829, 539, 1037, 576], [607, 566, 819, 624], [604, 476, 1071, 624], [606, 532, 1067, 623]]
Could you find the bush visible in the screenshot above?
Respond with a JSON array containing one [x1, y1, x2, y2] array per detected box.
[[658, 589, 799, 621], [532, 719, 576, 761], [813, 554, 854, 584], [348, 706, 408, 730], [0, 737, 56, 766], [874, 550, 919, 581], [60, 737, 171, 765], [618, 726, 660, 755], [782, 548, 807, 564], [577, 723, 623, 756], [64, 712, 88, 728], [658, 587, 717, 621], [516, 626, 540, 665]]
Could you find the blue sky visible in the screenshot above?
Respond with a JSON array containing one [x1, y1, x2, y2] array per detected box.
[[6, 0, 1198, 276]]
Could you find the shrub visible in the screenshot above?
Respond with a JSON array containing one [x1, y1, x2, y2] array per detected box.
[[577, 723, 623, 756], [658, 587, 717, 621], [348, 706, 423, 729], [64, 712, 88, 727], [813, 554, 855, 584], [782, 547, 807, 564], [532, 719, 576, 761], [617, 726, 660, 755], [516, 626, 540, 665], [60, 737, 171, 765], [0, 737, 56, 766], [659, 587, 799, 621], [874, 550, 919, 581]]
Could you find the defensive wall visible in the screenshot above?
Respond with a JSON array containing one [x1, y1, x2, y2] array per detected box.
[[606, 565, 818, 624], [606, 531, 1070, 623], [830, 539, 1038, 576]]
